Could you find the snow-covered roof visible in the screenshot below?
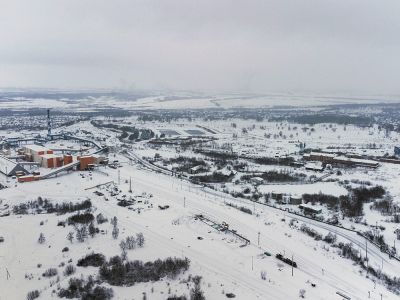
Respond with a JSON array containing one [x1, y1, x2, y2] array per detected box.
[[334, 156, 378, 166], [305, 161, 324, 171], [40, 153, 62, 159], [299, 203, 323, 212], [191, 165, 205, 171], [0, 155, 28, 176], [309, 152, 336, 158], [24, 144, 49, 152], [250, 177, 264, 182]]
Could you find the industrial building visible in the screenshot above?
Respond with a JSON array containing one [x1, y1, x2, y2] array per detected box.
[[0, 155, 29, 176], [304, 152, 379, 168], [3, 110, 108, 182], [22, 144, 54, 162], [39, 153, 63, 168], [299, 204, 322, 215], [77, 156, 96, 171]]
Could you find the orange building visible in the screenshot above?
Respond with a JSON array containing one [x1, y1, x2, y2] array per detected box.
[[40, 154, 63, 168], [18, 175, 36, 183], [77, 156, 95, 171], [63, 155, 73, 165]]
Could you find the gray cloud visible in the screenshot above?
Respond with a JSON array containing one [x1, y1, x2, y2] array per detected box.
[[0, 0, 399, 93]]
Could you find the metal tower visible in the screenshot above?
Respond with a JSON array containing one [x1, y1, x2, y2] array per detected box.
[[47, 109, 52, 138]]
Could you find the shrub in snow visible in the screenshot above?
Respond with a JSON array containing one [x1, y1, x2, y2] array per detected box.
[[99, 256, 190, 286], [68, 212, 94, 225], [42, 268, 58, 278], [13, 199, 91, 215], [58, 276, 113, 299], [96, 213, 108, 224], [300, 224, 322, 241], [63, 265, 76, 276], [26, 290, 40, 300], [323, 232, 337, 244], [77, 253, 106, 267], [190, 276, 205, 300]]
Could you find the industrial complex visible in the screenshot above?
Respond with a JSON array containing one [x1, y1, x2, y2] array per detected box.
[[0, 109, 108, 183]]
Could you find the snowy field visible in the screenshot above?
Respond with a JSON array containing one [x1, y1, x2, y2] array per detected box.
[[1, 90, 400, 111], [0, 151, 399, 299], [0, 104, 400, 299]]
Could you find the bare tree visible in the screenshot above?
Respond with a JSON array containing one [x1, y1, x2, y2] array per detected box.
[[88, 222, 96, 238], [112, 226, 119, 240], [75, 225, 88, 243], [126, 236, 136, 249], [119, 240, 127, 252], [110, 216, 118, 228], [136, 233, 145, 247], [67, 232, 74, 243], [190, 276, 205, 300]]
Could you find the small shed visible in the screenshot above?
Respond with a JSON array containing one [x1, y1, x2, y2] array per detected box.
[[290, 195, 302, 205], [0, 155, 29, 176], [190, 165, 206, 174], [299, 204, 322, 215], [250, 177, 264, 185], [305, 161, 324, 172]]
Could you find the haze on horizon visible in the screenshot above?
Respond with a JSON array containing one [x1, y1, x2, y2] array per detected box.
[[0, 0, 400, 95]]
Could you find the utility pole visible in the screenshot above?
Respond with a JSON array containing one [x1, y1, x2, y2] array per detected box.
[[257, 232, 260, 246], [6, 268, 10, 280], [366, 240, 369, 274], [292, 255, 294, 277], [251, 256, 254, 271], [129, 177, 132, 193]]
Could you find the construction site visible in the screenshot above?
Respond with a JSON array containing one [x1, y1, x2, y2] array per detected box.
[[0, 109, 108, 183]]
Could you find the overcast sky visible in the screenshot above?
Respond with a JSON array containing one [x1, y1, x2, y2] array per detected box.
[[0, 0, 399, 94]]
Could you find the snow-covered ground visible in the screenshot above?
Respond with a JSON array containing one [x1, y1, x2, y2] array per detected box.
[[1, 110, 400, 300], [0, 151, 399, 300], [1, 90, 400, 111]]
